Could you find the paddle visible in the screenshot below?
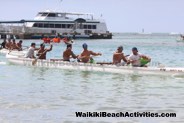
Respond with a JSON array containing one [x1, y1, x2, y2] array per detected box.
[[96, 54, 129, 65], [8, 48, 17, 54], [50, 59, 64, 61], [32, 49, 48, 65], [96, 62, 113, 65]]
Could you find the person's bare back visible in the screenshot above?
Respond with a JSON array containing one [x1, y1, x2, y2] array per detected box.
[[63, 44, 77, 61], [80, 50, 93, 63]]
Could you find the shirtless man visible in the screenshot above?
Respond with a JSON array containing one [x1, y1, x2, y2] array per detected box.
[[5, 39, 12, 49], [113, 46, 128, 65], [63, 44, 78, 61], [11, 39, 18, 50], [37, 43, 53, 60], [78, 43, 102, 63], [128, 47, 151, 67], [16, 40, 23, 51]]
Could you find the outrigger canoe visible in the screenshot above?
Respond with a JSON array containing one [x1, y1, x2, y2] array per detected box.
[[6, 54, 184, 76], [0, 48, 27, 55]]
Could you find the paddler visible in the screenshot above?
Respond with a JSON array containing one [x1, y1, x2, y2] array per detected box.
[[113, 46, 128, 65], [10, 39, 18, 50], [63, 44, 78, 61], [0, 39, 6, 49], [16, 40, 23, 51], [26, 43, 39, 58], [78, 43, 102, 63], [42, 36, 51, 44], [37, 43, 53, 60], [52, 36, 61, 43], [128, 47, 151, 67], [5, 39, 12, 49]]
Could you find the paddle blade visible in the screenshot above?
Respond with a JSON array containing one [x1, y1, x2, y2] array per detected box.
[[32, 59, 37, 65]]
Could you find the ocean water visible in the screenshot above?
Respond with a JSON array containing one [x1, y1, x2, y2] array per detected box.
[[0, 33, 184, 123]]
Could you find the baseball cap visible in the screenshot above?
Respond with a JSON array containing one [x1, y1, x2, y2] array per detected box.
[[82, 43, 88, 49], [117, 45, 123, 50], [132, 47, 138, 51]]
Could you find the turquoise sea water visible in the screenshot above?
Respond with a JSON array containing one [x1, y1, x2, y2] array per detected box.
[[0, 33, 184, 123]]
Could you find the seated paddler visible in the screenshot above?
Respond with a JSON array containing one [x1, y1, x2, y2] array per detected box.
[[78, 43, 102, 63], [128, 47, 151, 67], [113, 45, 128, 65], [63, 44, 78, 61]]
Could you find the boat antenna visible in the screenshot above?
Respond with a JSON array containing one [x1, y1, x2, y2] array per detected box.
[[59, 0, 63, 10], [55, 0, 63, 12]]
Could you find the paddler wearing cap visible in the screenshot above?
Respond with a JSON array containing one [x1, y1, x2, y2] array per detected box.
[[128, 47, 151, 67], [78, 43, 102, 63], [113, 45, 128, 65], [36, 43, 53, 59]]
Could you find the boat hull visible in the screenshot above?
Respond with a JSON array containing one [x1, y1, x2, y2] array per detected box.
[[0, 48, 27, 56], [6, 54, 184, 76]]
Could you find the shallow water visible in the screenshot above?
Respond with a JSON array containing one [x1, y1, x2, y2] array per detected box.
[[0, 34, 184, 123]]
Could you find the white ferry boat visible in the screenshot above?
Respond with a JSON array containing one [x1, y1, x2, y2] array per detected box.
[[0, 10, 112, 39]]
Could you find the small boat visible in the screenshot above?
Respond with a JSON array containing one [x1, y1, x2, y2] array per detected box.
[[176, 38, 184, 42], [6, 54, 184, 76], [176, 35, 184, 42]]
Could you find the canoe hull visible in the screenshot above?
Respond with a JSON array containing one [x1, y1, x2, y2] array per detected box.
[[6, 55, 184, 76], [0, 49, 27, 56]]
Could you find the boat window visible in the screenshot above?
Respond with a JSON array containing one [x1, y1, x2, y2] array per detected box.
[[38, 23, 43, 27], [62, 24, 66, 28], [37, 13, 43, 16], [49, 24, 55, 28], [33, 23, 38, 27], [84, 30, 92, 34], [83, 25, 87, 29], [67, 24, 73, 28], [88, 25, 92, 29], [55, 24, 61, 28], [44, 24, 49, 28], [92, 25, 96, 29], [41, 13, 48, 17], [48, 13, 56, 17]]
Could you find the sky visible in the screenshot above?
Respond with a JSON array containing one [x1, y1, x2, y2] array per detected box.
[[0, 0, 184, 33]]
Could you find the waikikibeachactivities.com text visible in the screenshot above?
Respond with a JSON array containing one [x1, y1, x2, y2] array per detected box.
[[75, 112, 176, 118]]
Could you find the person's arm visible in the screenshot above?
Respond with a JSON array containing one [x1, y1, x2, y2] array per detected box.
[[46, 44, 53, 52], [90, 51, 102, 56], [141, 55, 151, 62], [121, 54, 127, 63], [71, 51, 78, 59], [36, 50, 41, 56], [78, 53, 90, 59], [34, 47, 40, 50], [127, 55, 135, 64]]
